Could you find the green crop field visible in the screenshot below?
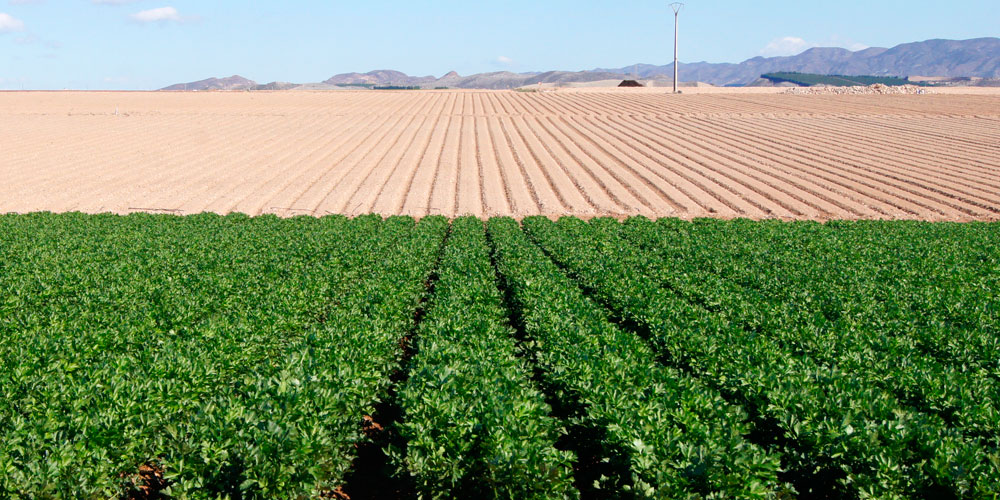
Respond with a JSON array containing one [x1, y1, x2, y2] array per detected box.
[[1, 213, 997, 499]]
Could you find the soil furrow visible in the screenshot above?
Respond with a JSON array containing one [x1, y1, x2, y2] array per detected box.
[[3, 90, 998, 221]]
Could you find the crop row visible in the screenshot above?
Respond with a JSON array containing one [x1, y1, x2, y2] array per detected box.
[[638, 218, 999, 374], [2, 213, 368, 496], [523, 215, 999, 498], [397, 216, 576, 498], [0, 213, 997, 499], [0, 213, 447, 498], [617, 217, 1000, 443], [488, 217, 783, 498]]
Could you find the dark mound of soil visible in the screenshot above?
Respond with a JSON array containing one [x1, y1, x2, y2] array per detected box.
[[618, 80, 644, 87]]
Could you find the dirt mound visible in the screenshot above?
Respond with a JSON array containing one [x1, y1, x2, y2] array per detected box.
[[618, 80, 644, 88], [121, 463, 170, 499]]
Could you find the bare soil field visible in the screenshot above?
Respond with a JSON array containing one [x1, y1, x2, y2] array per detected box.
[[2, 89, 998, 220]]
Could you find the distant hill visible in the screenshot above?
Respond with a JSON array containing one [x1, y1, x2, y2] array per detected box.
[[161, 38, 999, 90], [324, 70, 438, 87], [161, 75, 256, 91], [596, 38, 1000, 86], [252, 81, 300, 91]]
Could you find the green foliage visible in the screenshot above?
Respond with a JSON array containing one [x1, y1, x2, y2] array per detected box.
[[334, 83, 375, 89], [760, 72, 929, 87], [0, 213, 447, 498], [621, 217, 1000, 444], [0, 212, 996, 498], [398, 216, 576, 499], [524, 215, 1000, 498], [488, 217, 784, 499]]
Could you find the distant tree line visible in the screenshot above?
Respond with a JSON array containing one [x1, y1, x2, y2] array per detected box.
[[761, 72, 932, 87]]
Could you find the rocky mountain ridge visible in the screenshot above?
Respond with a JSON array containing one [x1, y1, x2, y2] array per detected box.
[[161, 37, 1000, 90]]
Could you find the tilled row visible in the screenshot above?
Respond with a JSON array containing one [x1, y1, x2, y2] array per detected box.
[[2, 91, 999, 220]]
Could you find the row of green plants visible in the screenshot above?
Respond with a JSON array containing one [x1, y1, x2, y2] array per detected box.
[[2, 213, 367, 497], [229, 214, 447, 497], [0, 213, 447, 498], [660, 218, 999, 374], [397, 216, 576, 498], [619, 218, 1000, 444], [523, 216, 999, 498], [488, 217, 784, 498], [1, 212, 996, 498]]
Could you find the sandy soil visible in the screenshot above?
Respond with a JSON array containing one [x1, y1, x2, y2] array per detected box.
[[1, 89, 998, 220]]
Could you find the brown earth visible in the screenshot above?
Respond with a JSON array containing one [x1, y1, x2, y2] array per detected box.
[[1, 89, 998, 221], [121, 463, 169, 500]]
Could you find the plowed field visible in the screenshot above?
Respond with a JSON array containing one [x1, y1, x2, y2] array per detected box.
[[2, 90, 998, 220]]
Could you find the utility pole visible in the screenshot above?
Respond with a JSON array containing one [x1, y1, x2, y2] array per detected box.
[[670, 3, 683, 94]]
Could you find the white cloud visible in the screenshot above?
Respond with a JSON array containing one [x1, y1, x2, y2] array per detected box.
[[130, 6, 183, 23], [497, 55, 514, 65], [760, 36, 811, 57], [9, 0, 45, 5], [0, 12, 24, 32]]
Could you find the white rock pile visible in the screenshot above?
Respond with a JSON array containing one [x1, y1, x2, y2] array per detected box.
[[785, 84, 930, 95]]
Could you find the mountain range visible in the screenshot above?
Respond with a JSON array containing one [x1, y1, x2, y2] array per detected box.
[[162, 37, 1000, 91]]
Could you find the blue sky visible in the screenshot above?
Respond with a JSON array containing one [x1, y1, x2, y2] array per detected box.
[[1, 1, 997, 90]]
